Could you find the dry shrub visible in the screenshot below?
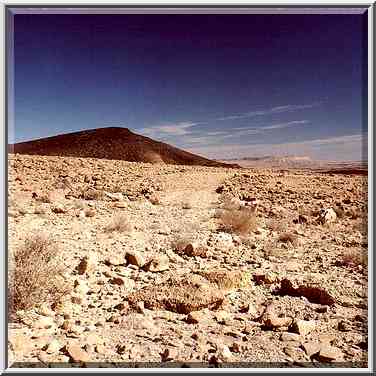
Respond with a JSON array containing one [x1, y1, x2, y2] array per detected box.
[[267, 219, 287, 233], [84, 208, 96, 217], [149, 195, 161, 205], [34, 193, 51, 203], [104, 214, 131, 233], [336, 250, 368, 269], [110, 183, 123, 193], [333, 205, 345, 219], [73, 199, 86, 210], [221, 195, 241, 211], [8, 234, 69, 318], [278, 232, 298, 246], [219, 207, 257, 236], [346, 207, 362, 220]]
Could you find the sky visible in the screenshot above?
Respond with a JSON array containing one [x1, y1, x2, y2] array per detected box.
[[10, 10, 368, 161]]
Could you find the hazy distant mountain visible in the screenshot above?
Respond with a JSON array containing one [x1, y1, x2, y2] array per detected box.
[[221, 155, 367, 174], [8, 127, 239, 168]]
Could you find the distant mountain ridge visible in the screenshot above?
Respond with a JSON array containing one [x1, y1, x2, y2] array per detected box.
[[8, 127, 239, 168]]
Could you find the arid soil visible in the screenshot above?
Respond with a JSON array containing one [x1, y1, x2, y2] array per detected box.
[[8, 154, 368, 368]]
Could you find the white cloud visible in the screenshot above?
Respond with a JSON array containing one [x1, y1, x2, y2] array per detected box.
[[138, 121, 198, 137]]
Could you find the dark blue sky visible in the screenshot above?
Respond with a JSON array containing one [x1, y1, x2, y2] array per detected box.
[[10, 11, 368, 160]]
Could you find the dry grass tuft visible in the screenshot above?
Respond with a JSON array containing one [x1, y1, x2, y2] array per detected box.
[[333, 205, 345, 219], [336, 250, 368, 269], [267, 219, 287, 233], [278, 232, 298, 246], [219, 207, 257, 236], [34, 193, 52, 204], [149, 195, 161, 205], [84, 208, 96, 217], [8, 234, 69, 318], [104, 214, 131, 233]]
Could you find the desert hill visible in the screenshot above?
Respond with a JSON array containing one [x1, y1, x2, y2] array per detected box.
[[8, 127, 239, 168]]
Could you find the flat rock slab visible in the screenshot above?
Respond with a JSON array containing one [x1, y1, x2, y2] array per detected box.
[[126, 274, 225, 314]]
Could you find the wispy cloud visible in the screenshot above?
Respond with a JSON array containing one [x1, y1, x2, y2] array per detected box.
[[181, 120, 310, 145], [262, 120, 310, 130], [138, 121, 199, 137], [185, 133, 367, 161], [217, 103, 320, 121]]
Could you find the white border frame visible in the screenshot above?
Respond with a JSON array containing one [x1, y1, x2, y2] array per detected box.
[[1, 1, 373, 373]]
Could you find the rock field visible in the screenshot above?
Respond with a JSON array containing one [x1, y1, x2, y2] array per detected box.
[[7, 154, 368, 368]]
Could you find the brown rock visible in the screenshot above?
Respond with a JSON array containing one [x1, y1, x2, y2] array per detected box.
[[45, 339, 63, 354], [64, 343, 90, 363], [32, 316, 55, 329], [318, 345, 344, 362], [291, 319, 316, 336], [52, 203, 67, 213], [143, 255, 169, 272], [303, 341, 321, 357], [76, 254, 96, 275], [109, 277, 125, 285], [186, 310, 206, 324], [95, 344, 106, 354], [125, 250, 145, 268]]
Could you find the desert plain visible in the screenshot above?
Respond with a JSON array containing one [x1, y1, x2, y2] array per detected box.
[[7, 153, 368, 368]]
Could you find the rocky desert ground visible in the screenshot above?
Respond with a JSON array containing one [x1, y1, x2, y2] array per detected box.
[[7, 153, 368, 368]]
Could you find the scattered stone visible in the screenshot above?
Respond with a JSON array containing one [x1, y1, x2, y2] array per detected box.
[[95, 344, 106, 354], [37, 303, 55, 317], [45, 339, 62, 354], [338, 320, 352, 332], [319, 334, 335, 344], [116, 344, 126, 355], [125, 250, 145, 268], [74, 280, 90, 295], [214, 310, 230, 324], [105, 255, 125, 266], [86, 333, 104, 346], [303, 341, 321, 358], [113, 202, 127, 208], [291, 319, 316, 336], [109, 277, 125, 285], [64, 343, 90, 363], [261, 304, 292, 329], [104, 192, 124, 201], [182, 243, 207, 258], [143, 255, 169, 272], [9, 332, 34, 355], [318, 345, 344, 362], [52, 203, 67, 213], [230, 342, 241, 353], [186, 311, 205, 324], [76, 254, 96, 275], [32, 316, 55, 329], [318, 208, 337, 224], [217, 344, 233, 362]]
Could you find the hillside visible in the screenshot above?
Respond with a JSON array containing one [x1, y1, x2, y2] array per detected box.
[[8, 127, 239, 168]]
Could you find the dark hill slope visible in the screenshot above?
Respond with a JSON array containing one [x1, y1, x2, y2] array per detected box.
[[9, 127, 239, 168]]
